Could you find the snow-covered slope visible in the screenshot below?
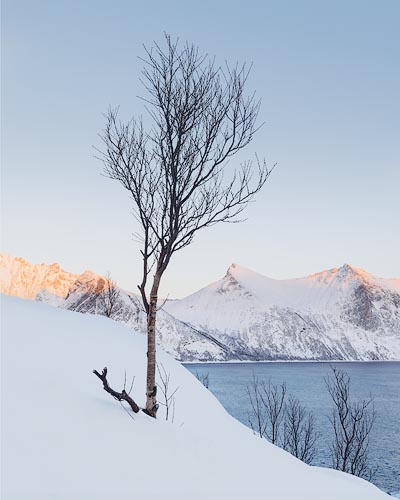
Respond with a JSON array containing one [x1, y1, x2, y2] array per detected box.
[[0, 254, 230, 361], [61, 275, 229, 362], [1, 295, 389, 499], [165, 263, 400, 361]]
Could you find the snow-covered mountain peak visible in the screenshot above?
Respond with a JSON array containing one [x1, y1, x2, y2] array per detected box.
[[226, 262, 253, 279], [164, 261, 400, 360], [225, 262, 275, 292], [178, 261, 399, 314], [226, 262, 377, 299], [302, 263, 376, 290], [0, 253, 79, 299], [335, 263, 370, 281], [67, 270, 105, 295], [48, 262, 61, 270], [334, 263, 356, 280]]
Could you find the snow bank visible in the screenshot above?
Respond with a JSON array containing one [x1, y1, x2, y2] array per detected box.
[[1, 295, 389, 499]]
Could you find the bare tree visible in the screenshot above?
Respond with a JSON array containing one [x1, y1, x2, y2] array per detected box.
[[247, 374, 269, 438], [97, 272, 121, 319], [325, 366, 377, 480], [247, 375, 286, 444], [260, 380, 287, 445], [157, 363, 179, 422], [98, 34, 272, 417], [246, 377, 317, 465], [195, 371, 210, 389], [283, 395, 317, 465]]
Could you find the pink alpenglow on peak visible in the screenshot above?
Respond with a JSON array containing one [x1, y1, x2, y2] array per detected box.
[[0, 253, 78, 300]]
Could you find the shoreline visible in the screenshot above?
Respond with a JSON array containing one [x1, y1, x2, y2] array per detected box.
[[182, 359, 400, 365]]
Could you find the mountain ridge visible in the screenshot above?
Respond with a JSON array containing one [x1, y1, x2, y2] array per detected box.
[[165, 261, 400, 361], [1, 253, 399, 361]]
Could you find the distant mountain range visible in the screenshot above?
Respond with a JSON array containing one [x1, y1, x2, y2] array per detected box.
[[0, 254, 226, 361], [1, 253, 399, 361]]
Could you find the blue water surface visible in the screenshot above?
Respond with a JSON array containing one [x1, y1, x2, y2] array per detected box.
[[184, 361, 400, 494]]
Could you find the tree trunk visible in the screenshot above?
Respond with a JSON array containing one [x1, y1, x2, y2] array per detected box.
[[145, 272, 161, 417]]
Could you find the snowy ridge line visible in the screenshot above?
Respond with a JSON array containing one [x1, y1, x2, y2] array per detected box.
[[1, 253, 399, 362], [165, 262, 400, 361]]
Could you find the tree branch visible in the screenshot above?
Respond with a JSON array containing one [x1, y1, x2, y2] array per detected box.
[[93, 367, 140, 413]]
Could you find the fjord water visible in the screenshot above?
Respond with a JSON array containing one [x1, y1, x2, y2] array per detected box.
[[185, 362, 400, 494]]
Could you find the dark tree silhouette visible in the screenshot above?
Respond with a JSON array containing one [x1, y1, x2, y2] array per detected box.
[[93, 367, 139, 413], [247, 375, 286, 444], [247, 376, 317, 465], [247, 374, 269, 438], [195, 371, 210, 389], [325, 366, 377, 480], [97, 272, 121, 319], [98, 34, 272, 417], [261, 380, 287, 445], [283, 395, 317, 465]]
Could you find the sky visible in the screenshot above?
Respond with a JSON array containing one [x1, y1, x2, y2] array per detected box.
[[2, 0, 399, 298]]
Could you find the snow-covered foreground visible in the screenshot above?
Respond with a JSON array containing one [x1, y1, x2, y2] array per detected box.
[[1, 296, 390, 499]]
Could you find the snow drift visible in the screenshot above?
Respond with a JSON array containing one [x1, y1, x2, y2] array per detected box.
[[1, 295, 389, 499]]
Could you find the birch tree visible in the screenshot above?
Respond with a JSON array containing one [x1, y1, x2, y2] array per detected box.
[[98, 35, 272, 417]]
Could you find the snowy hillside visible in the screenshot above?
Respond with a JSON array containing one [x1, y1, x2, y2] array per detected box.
[[62, 278, 228, 361], [1, 295, 390, 499], [1, 253, 399, 361], [166, 263, 400, 361], [0, 254, 229, 361]]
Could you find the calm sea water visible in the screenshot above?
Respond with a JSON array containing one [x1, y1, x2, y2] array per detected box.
[[184, 362, 400, 494]]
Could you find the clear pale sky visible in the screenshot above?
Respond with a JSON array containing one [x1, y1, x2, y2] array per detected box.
[[2, 0, 399, 297]]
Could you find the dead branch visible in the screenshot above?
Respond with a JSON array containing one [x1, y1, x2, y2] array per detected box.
[[93, 367, 140, 413]]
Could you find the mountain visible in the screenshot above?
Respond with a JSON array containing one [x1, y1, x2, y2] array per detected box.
[[165, 263, 400, 360], [0, 253, 78, 304], [1, 253, 399, 361], [0, 254, 229, 361]]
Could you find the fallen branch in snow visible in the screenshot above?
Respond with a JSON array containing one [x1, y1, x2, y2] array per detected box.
[[93, 367, 140, 413]]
